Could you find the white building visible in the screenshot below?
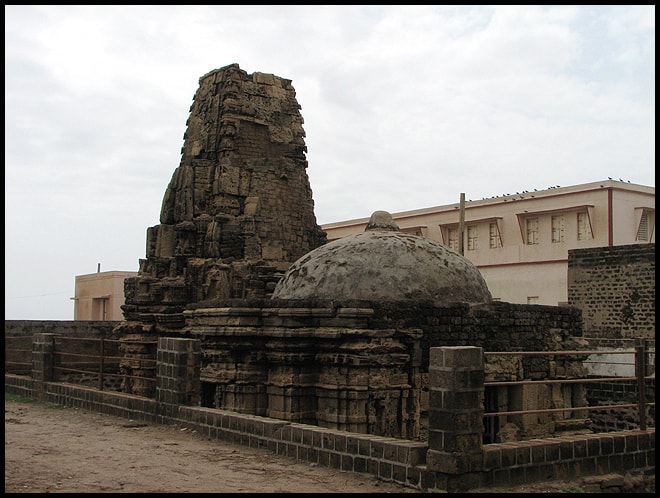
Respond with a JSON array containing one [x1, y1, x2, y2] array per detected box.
[[321, 180, 655, 306]]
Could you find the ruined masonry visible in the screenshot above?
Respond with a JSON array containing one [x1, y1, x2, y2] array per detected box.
[[121, 63, 327, 329], [115, 64, 591, 444]]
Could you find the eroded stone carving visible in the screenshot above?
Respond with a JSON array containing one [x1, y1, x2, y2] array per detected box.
[[121, 63, 327, 329]]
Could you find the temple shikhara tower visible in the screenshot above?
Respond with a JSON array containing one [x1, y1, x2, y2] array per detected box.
[[121, 63, 326, 330]]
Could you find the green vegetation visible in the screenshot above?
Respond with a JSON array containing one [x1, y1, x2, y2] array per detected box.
[[559, 485, 585, 493], [6, 392, 62, 409], [5, 392, 34, 403]]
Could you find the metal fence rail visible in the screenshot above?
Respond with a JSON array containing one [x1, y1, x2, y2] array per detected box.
[[484, 339, 654, 431], [52, 336, 158, 392], [5, 335, 158, 393], [5, 335, 654, 432], [4, 336, 32, 373]]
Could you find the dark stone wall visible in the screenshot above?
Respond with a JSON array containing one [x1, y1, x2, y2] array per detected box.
[[364, 300, 584, 375], [568, 243, 655, 430], [5, 320, 122, 337], [186, 297, 584, 359], [5, 299, 588, 441], [568, 243, 655, 339], [177, 298, 587, 439], [586, 379, 655, 432], [4, 320, 127, 382]]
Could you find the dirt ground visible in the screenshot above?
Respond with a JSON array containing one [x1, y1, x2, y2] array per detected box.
[[4, 397, 606, 494]]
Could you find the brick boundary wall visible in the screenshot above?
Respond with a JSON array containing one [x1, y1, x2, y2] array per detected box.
[[568, 243, 655, 340], [5, 342, 654, 492], [568, 244, 655, 433], [587, 379, 656, 433], [5, 320, 122, 337]]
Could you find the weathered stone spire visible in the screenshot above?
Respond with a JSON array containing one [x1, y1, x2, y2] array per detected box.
[[122, 63, 327, 327]]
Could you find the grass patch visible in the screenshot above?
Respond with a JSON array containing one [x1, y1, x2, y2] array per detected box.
[[6, 392, 63, 409], [5, 393, 35, 403], [559, 485, 585, 493]]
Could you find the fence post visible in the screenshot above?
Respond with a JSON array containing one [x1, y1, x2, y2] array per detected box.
[[32, 333, 56, 401], [426, 346, 485, 491], [98, 336, 105, 391], [634, 338, 647, 431]]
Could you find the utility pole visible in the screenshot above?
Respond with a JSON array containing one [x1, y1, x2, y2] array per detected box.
[[459, 193, 465, 255]]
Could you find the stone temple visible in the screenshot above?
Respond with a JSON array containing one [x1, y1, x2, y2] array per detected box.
[[121, 63, 327, 331], [117, 64, 589, 443]]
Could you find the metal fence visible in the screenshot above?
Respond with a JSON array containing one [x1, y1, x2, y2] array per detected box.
[[483, 338, 654, 438], [4, 336, 32, 375], [5, 335, 158, 394], [6, 334, 654, 434]]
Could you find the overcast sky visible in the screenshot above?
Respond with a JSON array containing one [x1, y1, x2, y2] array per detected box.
[[5, 5, 655, 320]]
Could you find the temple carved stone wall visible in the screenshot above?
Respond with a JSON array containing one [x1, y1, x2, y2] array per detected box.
[[113, 65, 590, 442], [121, 63, 326, 329], [182, 298, 588, 441]]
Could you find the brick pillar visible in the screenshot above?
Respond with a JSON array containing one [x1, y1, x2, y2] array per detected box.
[[156, 337, 200, 408], [32, 333, 56, 382], [426, 346, 484, 488]]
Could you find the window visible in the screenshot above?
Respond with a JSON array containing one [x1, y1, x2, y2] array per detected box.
[[517, 205, 593, 245], [636, 211, 649, 241], [447, 227, 459, 251], [467, 225, 478, 251], [526, 217, 539, 245], [489, 222, 502, 248], [634, 207, 654, 242], [527, 296, 539, 304], [577, 212, 591, 240], [551, 215, 565, 243]]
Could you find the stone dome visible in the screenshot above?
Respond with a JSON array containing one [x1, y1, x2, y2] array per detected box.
[[272, 211, 492, 304]]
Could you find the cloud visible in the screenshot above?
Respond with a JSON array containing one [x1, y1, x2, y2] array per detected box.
[[5, 5, 655, 319]]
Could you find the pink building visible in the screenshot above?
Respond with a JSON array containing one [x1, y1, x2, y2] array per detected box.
[[73, 270, 137, 320]]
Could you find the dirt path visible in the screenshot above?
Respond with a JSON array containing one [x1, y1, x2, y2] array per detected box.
[[7, 396, 633, 494], [5, 398, 422, 493]]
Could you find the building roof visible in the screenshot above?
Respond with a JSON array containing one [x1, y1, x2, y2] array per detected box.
[[321, 179, 655, 229]]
